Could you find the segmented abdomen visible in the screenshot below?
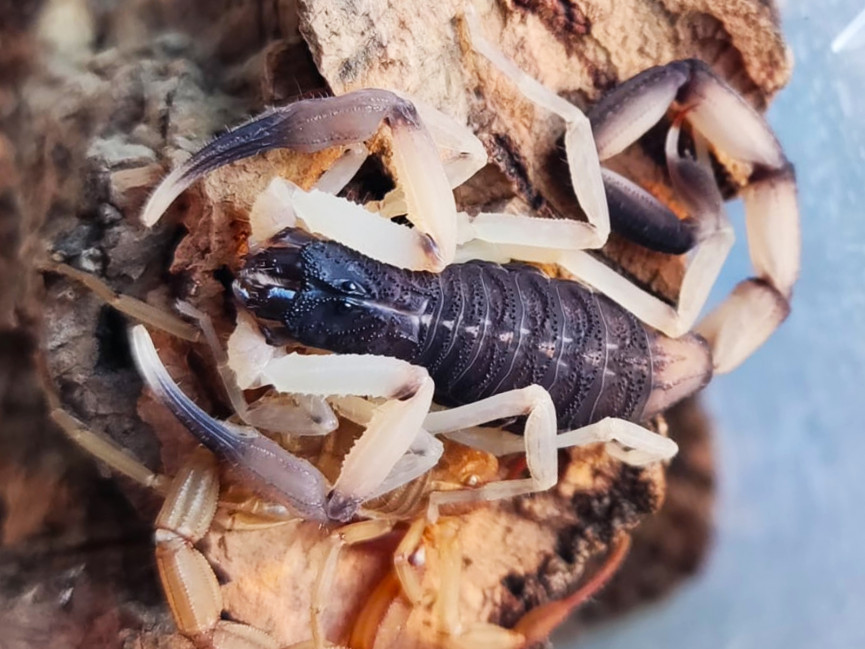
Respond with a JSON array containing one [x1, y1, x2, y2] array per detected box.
[[412, 261, 653, 430]]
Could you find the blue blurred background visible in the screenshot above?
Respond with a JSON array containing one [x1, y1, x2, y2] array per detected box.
[[557, 1, 865, 647]]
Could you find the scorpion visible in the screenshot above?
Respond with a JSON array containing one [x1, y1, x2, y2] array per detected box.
[[54, 12, 799, 649]]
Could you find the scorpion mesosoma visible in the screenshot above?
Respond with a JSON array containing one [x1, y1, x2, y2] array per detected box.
[[55, 13, 799, 648]]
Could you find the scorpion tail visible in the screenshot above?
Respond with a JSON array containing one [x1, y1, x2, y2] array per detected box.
[[642, 331, 713, 420]]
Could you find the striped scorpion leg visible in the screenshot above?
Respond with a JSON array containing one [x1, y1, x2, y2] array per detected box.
[[142, 89, 463, 272]]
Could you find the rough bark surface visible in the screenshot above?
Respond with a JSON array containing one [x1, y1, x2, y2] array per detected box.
[[0, 0, 788, 646]]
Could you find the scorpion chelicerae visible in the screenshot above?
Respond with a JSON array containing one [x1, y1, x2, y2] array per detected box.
[[52, 11, 799, 649]]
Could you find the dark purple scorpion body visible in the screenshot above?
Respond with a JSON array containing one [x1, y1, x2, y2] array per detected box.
[[234, 231, 712, 431]]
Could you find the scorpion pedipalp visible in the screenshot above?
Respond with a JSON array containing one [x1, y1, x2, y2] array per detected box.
[[142, 89, 463, 273], [130, 324, 332, 522]]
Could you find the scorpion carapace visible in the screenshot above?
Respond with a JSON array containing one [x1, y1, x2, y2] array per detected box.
[[235, 230, 713, 430]]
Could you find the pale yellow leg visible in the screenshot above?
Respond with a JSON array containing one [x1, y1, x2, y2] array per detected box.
[[422, 387, 676, 520], [432, 519, 524, 649], [50, 407, 169, 495], [43, 261, 199, 341], [311, 519, 396, 649], [214, 485, 297, 532], [392, 517, 427, 605]]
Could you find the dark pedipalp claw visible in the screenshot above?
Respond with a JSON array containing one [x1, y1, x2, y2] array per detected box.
[[588, 62, 690, 160], [129, 325, 330, 521], [141, 89, 421, 227], [602, 168, 697, 255]]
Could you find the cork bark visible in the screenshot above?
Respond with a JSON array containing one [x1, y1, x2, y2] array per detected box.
[[0, 0, 785, 646]]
